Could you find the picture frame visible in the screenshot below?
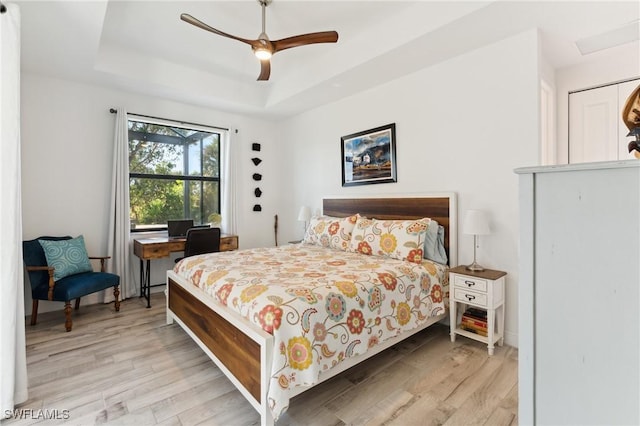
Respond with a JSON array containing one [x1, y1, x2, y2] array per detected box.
[[341, 123, 397, 187]]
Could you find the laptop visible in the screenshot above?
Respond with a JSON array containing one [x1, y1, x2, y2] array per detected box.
[[167, 219, 194, 239]]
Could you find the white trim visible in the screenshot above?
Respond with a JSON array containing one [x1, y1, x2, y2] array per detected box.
[[515, 159, 640, 175], [540, 80, 556, 166], [518, 173, 535, 425]]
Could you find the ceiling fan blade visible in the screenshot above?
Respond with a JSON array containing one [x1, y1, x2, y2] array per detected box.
[[257, 59, 271, 81], [272, 31, 339, 53], [181, 13, 259, 47]]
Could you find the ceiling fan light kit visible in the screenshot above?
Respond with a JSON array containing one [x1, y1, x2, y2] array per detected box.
[[180, 0, 338, 81], [254, 47, 272, 60]]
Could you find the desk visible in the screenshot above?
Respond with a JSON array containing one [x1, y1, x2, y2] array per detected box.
[[133, 234, 238, 308]]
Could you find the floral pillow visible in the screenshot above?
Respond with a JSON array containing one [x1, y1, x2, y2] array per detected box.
[[303, 214, 359, 250], [348, 217, 430, 264]]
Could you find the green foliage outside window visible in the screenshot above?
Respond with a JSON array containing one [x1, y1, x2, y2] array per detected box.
[[128, 119, 221, 230]]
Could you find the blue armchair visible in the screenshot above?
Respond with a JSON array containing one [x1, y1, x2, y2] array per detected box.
[[23, 236, 121, 332]]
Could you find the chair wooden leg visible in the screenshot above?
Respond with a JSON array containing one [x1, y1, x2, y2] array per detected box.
[[64, 301, 73, 332], [114, 285, 120, 312], [75, 298, 81, 310], [31, 299, 39, 326]]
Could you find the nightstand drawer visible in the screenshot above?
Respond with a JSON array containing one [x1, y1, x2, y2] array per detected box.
[[453, 288, 487, 307], [453, 275, 488, 292]]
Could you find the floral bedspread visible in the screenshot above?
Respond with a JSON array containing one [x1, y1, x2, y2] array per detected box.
[[173, 244, 448, 420]]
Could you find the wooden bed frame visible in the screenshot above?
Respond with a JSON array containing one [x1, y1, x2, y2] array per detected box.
[[166, 194, 457, 426]]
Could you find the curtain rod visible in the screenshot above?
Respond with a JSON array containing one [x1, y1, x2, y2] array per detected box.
[[109, 108, 230, 132]]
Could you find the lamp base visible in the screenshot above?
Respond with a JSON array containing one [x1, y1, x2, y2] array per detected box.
[[466, 262, 485, 272]]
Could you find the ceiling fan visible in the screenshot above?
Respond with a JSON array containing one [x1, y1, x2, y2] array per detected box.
[[181, 0, 339, 81]]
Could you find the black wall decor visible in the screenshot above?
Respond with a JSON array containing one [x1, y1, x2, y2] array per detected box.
[[252, 142, 262, 212]]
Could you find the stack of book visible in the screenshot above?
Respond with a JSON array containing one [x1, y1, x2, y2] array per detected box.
[[460, 308, 488, 337]]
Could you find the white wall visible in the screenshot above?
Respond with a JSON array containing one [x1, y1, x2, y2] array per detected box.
[[21, 30, 542, 345], [276, 29, 542, 347], [555, 42, 640, 164], [21, 73, 279, 314]]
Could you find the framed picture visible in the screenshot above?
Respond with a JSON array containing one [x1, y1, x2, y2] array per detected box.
[[341, 123, 397, 187]]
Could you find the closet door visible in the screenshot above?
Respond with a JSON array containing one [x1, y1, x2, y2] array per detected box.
[[569, 85, 618, 163]]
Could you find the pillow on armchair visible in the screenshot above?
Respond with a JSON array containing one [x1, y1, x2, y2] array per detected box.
[[38, 235, 93, 281]]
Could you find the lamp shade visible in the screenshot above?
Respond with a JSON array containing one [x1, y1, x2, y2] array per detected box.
[[297, 206, 311, 222], [463, 210, 490, 235]]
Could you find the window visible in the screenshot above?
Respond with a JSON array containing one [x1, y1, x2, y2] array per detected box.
[[128, 115, 222, 232]]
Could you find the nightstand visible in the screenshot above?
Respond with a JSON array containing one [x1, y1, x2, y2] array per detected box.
[[449, 265, 507, 355]]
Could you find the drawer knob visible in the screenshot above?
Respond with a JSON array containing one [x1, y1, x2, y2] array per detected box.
[[465, 280, 475, 287], [464, 294, 476, 301]]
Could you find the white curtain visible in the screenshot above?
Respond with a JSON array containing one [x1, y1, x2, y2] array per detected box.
[[0, 2, 29, 415], [221, 128, 237, 235], [105, 108, 136, 301]]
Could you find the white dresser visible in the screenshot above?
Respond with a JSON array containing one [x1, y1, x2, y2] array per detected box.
[[516, 161, 640, 425]]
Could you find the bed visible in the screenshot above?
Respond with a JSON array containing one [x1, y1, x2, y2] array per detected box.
[[165, 195, 457, 425]]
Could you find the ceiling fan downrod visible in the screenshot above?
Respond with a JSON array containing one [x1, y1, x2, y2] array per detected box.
[[254, 0, 273, 59], [258, 0, 272, 40]]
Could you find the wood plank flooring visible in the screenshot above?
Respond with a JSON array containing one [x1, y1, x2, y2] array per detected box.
[[6, 293, 518, 425]]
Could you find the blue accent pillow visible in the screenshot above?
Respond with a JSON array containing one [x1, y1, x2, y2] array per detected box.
[[38, 235, 93, 281], [424, 221, 448, 265]]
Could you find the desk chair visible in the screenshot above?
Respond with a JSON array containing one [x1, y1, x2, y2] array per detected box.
[[175, 227, 221, 263], [23, 236, 120, 332]]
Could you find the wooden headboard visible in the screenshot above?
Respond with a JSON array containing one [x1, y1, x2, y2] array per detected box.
[[322, 194, 457, 266]]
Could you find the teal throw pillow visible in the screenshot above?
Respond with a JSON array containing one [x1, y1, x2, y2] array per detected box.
[[38, 235, 93, 281]]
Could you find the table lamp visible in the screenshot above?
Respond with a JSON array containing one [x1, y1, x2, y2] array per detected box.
[[297, 206, 311, 236], [463, 209, 490, 271]]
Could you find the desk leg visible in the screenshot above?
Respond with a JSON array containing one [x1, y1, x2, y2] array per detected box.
[[144, 260, 151, 308], [139, 258, 144, 299], [138, 258, 151, 308]]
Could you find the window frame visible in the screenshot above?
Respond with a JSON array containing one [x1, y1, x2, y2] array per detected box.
[[127, 114, 224, 233]]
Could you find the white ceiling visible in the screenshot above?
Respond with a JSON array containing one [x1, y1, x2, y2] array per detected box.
[[15, 0, 640, 119]]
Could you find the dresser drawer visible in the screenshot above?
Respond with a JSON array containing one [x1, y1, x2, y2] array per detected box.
[[453, 288, 487, 307], [453, 275, 488, 292]]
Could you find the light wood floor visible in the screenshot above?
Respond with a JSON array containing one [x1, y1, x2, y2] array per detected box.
[[7, 292, 518, 426]]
